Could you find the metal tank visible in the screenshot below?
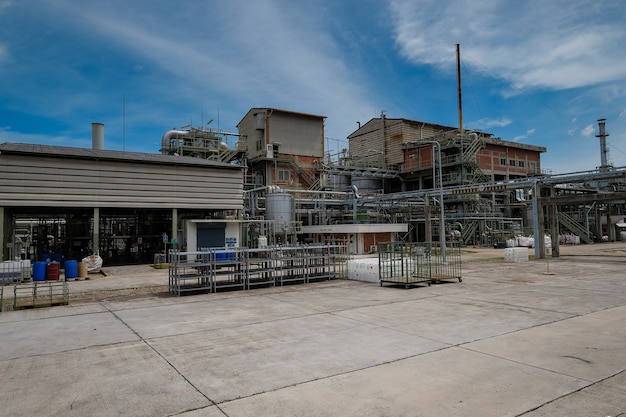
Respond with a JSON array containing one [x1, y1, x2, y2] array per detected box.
[[265, 191, 294, 233], [332, 174, 352, 192], [351, 175, 382, 194]]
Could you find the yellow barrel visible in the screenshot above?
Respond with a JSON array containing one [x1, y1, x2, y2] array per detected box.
[[77, 262, 88, 278]]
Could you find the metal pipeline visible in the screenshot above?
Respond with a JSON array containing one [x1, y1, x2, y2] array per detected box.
[[161, 130, 190, 154]]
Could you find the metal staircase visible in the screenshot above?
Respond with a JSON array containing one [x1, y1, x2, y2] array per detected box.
[[460, 137, 489, 184], [557, 212, 594, 244], [217, 149, 241, 164], [461, 220, 479, 245], [283, 160, 319, 190]]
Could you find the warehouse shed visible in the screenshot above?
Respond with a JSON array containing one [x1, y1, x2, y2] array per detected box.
[[0, 143, 243, 265]]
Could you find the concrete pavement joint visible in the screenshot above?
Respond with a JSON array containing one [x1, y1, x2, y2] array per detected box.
[[101, 303, 226, 414], [514, 369, 626, 417]]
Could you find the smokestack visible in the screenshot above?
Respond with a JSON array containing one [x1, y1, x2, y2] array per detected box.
[[595, 118, 610, 172], [91, 122, 104, 150]]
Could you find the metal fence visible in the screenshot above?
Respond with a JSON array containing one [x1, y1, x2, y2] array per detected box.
[[378, 242, 462, 288]]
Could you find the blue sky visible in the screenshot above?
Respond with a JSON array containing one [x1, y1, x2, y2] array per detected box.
[[1, 0, 625, 174]]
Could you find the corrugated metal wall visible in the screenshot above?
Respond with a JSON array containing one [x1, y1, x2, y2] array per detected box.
[[270, 113, 324, 157], [349, 119, 458, 166], [0, 154, 243, 210]]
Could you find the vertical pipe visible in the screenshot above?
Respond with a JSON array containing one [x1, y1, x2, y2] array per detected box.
[[456, 44, 463, 132], [92, 122, 104, 150], [380, 110, 387, 165]]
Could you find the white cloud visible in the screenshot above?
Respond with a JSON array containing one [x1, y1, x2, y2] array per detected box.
[[513, 128, 536, 142], [0, 0, 13, 13], [581, 124, 595, 137], [468, 116, 512, 130], [620, 109, 626, 119], [389, 0, 626, 92], [48, 0, 379, 139]]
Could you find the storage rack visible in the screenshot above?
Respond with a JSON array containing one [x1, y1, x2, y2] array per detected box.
[[211, 247, 247, 292], [168, 250, 212, 295], [246, 248, 276, 290], [378, 241, 462, 288], [168, 244, 348, 295]]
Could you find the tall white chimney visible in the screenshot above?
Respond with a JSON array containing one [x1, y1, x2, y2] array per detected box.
[[92, 122, 104, 150]]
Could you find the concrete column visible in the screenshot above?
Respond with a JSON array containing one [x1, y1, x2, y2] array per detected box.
[[93, 207, 100, 255], [531, 181, 544, 259], [424, 201, 432, 243], [550, 203, 560, 257], [607, 208, 614, 242]]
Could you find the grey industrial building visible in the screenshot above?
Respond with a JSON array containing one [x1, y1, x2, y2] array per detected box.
[[0, 141, 243, 264]]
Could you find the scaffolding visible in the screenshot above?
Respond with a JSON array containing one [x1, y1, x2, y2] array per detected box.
[[378, 241, 462, 288], [168, 244, 348, 296]]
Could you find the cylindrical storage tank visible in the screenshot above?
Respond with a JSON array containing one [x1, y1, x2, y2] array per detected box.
[[351, 175, 382, 195], [33, 261, 47, 281], [46, 262, 60, 281], [64, 260, 78, 280], [258, 236, 268, 248], [333, 174, 352, 192], [77, 262, 88, 279], [265, 192, 294, 233]]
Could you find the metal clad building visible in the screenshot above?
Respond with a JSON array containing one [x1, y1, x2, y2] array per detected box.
[[238, 108, 325, 189], [0, 143, 243, 263]]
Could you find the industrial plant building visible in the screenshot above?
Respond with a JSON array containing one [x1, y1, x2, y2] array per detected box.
[[1, 110, 625, 267], [0, 128, 243, 265]]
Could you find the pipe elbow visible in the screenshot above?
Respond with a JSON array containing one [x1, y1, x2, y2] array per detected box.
[[161, 130, 190, 154]]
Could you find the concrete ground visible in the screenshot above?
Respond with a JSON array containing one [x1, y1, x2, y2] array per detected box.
[[0, 243, 624, 417]]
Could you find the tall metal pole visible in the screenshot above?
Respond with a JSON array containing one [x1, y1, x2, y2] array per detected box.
[[456, 44, 463, 132]]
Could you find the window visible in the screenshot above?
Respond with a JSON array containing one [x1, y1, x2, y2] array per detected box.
[[278, 169, 291, 183], [256, 139, 263, 151], [518, 160, 525, 168], [509, 159, 516, 167], [500, 158, 507, 166], [530, 162, 536, 172]]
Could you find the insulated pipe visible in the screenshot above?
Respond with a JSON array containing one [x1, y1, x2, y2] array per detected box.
[[160, 130, 190, 154]]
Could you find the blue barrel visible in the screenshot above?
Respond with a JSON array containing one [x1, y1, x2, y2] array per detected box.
[[33, 261, 47, 281], [64, 260, 78, 279]]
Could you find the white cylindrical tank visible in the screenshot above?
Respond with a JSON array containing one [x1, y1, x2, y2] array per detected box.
[[265, 192, 294, 233]]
